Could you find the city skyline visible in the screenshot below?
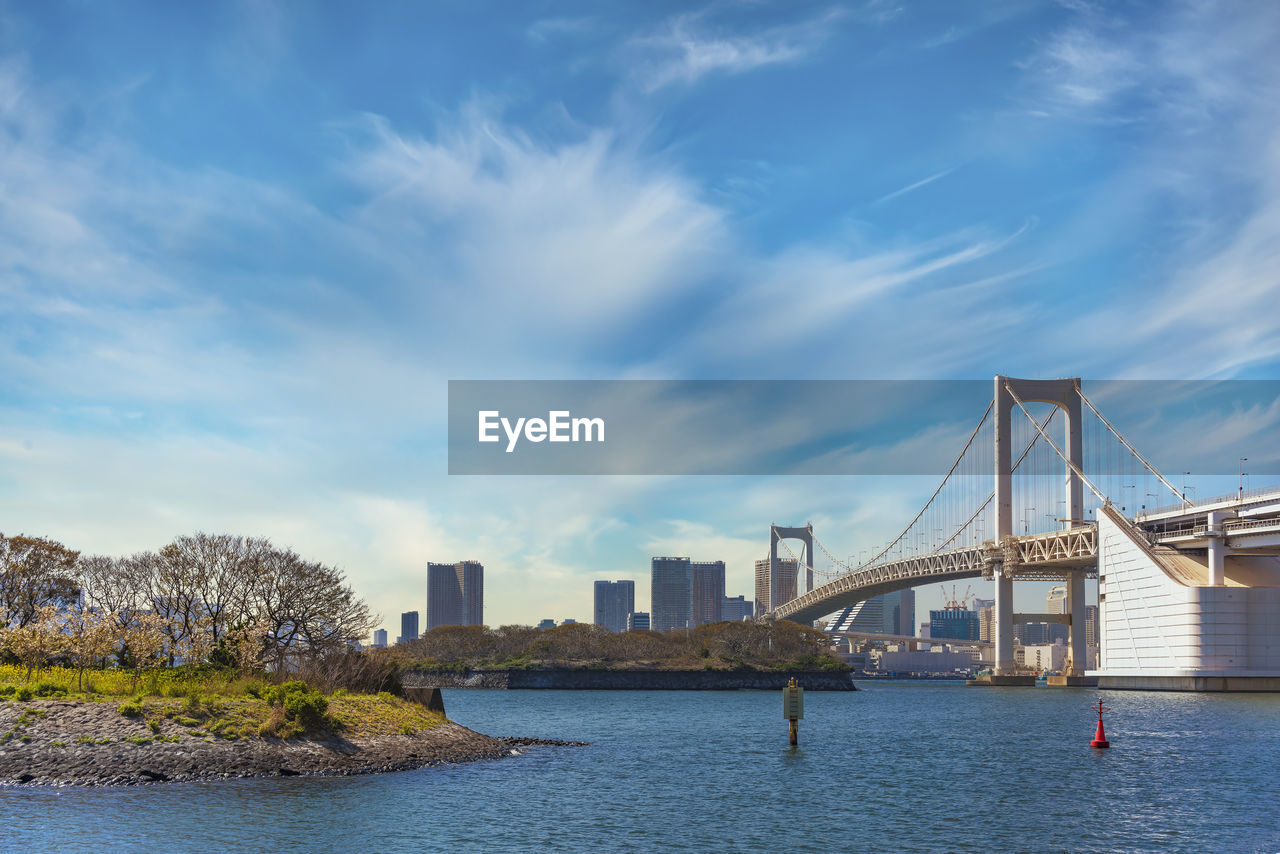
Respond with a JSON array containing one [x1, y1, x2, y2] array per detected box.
[[2, 2, 1278, 629]]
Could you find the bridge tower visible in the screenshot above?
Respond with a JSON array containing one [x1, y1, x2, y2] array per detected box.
[[994, 376, 1087, 676], [766, 524, 815, 612]]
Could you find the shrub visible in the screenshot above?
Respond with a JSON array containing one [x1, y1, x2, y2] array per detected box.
[[147, 719, 162, 734], [15, 686, 33, 701], [0, 685, 14, 697], [264, 679, 329, 731], [33, 681, 66, 698], [118, 698, 143, 717]]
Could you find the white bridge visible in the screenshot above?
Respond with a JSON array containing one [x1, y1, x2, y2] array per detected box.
[[764, 377, 1280, 691]]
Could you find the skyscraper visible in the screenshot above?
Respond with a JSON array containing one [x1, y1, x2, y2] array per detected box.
[[690, 561, 725, 625], [754, 557, 798, 616], [372, 628, 388, 648], [1046, 585, 1068, 614], [722, 595, 753, 622], [427, 560, 484, 630], [594, 580, 635, 633], [651, 556, 692, 632], [400, 611, 419, 644]]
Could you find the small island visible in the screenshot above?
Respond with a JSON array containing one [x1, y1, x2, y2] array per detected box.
[[390, 619, 856, 691]]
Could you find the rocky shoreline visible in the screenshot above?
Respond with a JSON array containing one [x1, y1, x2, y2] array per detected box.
[[0, 700, 578, 786]]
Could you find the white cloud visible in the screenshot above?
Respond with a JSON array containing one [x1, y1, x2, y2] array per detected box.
[[627, 7, 845, 92]]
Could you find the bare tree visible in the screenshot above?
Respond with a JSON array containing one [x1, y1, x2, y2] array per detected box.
[[0, 533, 80, 628]]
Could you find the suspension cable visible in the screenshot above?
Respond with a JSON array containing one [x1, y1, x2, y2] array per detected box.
[[1074, 381, 1184, 503]]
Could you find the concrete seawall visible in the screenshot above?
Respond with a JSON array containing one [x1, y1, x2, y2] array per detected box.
[[403, 668, 856, 691]]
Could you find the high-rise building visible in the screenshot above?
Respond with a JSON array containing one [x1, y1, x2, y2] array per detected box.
[[828, 589, 916, 636], [690, 561, 725, 625], [929, 608, 980, 641], [372, 628, 388, 648], [627, 611, 651, 631], [754, 558, 798, 616], [427, 560, 484, 630], [651, 557, 692, 632], [722, 595, 753, 622], [594, 580, 635, 633], [1046, 585, 1068, 614], [400, 611, 419, 644], [536, 618, 556, 630], [1084, 604, 1098, 647]]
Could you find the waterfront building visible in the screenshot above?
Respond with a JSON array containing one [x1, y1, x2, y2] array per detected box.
[[371, 628, 388, 648], [691, 561, 725, 625], [427, 560, 484, 630], [400, 611, 419, 643], [754, 557, 798, 616], [929, 608, 980, 641], [721, 595, 753, 622], [627, 611, 650, 631], [651, 556, 692, 632], [876, 649, 979, 673], [594, 580, 635, 633], [1022, 643, 1068, 672]]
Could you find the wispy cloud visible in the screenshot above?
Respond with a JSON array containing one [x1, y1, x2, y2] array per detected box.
[[874, 168, 955, 205], [627, 7, 845, 92]]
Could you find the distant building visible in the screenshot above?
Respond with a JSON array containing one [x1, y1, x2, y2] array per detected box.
[[829, 590, 915, 636], [371, 628, 388, 649], [929, 608, 980, 641], [722, 595, 753, 622], [627, 611, 650, 631], [1023, 621, 1068, 646], [1046, 585, 1068, 614], [427, 560, 484, 630], [560, 618, 577, 626], [754, 557, 798, 616], [594, 580, 636, 633], [651, 557, 692, 632], [876, 648, 979, 673], [536, 618, 556, 630], [400, 611, 420, 644], [1021, 643, 1067, 672], [1084, 604, 1098, 647], [690, 561, 725, 625]]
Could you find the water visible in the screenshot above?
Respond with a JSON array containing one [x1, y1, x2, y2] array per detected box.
[[3, 682, 1278, 853]]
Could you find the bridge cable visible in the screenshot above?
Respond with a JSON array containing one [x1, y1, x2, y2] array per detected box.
[[1004, 381, 1108, 503], [1074, 381, 1184, 504]]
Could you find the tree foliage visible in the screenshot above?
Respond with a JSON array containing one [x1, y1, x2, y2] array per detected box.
[[397, 619, 845, 671]]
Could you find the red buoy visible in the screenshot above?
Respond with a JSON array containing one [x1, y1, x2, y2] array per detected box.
[[1090, 698, 1110, 748]]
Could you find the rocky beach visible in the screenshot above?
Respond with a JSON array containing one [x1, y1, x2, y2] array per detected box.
[[0, 699, 575, 786]]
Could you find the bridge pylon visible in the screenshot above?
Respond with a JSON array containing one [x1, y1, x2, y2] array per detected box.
[[993, 376, 1087, 676], [763, 524, 814, 614]]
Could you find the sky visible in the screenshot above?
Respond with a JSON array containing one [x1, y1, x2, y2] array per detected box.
[[2, 0, 1279, 633]]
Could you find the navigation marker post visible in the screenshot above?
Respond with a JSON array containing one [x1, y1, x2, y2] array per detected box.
[[1090, 699, 1110, 749], [782, 677, 804, 746]]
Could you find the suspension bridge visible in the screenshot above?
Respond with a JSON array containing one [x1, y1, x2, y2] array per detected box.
[[760, 376, 1280, 691]]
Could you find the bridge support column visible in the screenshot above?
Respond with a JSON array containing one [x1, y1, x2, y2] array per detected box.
[[1206, 511, 1234, 586], [1067, 570, 1086, 676], [994, 571, 1015, 674]]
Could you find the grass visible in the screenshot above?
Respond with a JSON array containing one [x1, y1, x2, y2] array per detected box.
[[1, 664, 449, 743]]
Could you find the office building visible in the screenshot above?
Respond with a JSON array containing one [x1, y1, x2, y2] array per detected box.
[[371, 629, 388, 649], [1046, 585, 1068, 614], [1085, 604, 1098, 648], [1022, 621, 1069, 646], [929, 608, 980, 641], [536, 618, 556, 630], [691, 561, 725, 625], [627, 611, 651, 631], [754, 557, 798, 616], [651, 557, 692, 632], [594, 580, 635, 633], [722, 595, 754, 622], [829, 590, 916, 637], [427, 560, 484, 630], [400, 611, 419, 644]]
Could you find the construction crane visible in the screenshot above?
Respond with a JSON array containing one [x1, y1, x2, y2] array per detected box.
[[940, 584, 974, 610]]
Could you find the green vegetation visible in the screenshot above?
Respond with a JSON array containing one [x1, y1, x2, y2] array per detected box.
[[394, 620, 850, 673]]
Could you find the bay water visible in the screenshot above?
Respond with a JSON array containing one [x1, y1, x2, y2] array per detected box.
[[3, 682, 1278, 852]]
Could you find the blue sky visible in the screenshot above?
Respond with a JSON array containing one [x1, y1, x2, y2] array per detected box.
[[2, 1, 1279, 630]]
